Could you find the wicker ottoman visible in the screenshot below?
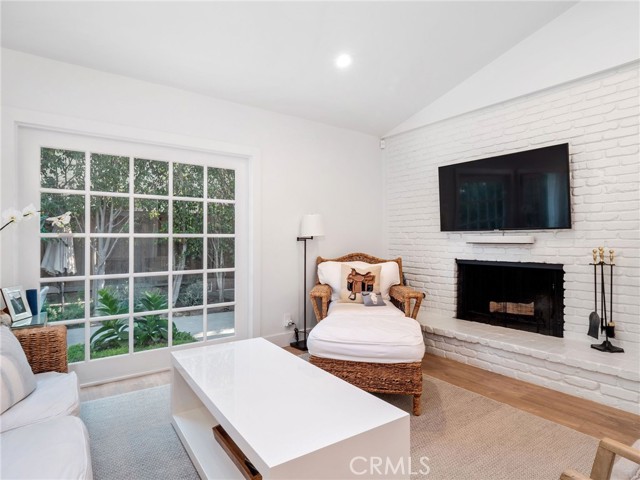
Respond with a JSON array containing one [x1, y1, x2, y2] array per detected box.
[[308, 313, 425, 415]]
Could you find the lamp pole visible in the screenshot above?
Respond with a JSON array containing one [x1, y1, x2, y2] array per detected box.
[[291, 235, 312, 350], [291, 214, 324, 351]]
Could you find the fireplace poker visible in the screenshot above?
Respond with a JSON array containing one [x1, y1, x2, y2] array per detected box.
[[609, 250, 614, 337], [587, 249, 600, 339], [599, 247, 607, 333]]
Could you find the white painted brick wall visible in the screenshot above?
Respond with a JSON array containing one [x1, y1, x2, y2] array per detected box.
[[424, 331, 640, 414], [384, 62, 640, 349]]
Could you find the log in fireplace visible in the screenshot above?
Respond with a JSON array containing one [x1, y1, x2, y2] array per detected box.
[[456, 260, 565, 338]]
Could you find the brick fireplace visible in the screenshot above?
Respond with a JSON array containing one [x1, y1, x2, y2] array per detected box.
[[383, 62, 640, 413], [456, 260, 565, 338]]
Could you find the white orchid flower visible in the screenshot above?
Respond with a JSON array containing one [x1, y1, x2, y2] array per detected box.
[[1, 203, 40, 233], [2, 208, 23, 225], [21, 204, 38, 219]]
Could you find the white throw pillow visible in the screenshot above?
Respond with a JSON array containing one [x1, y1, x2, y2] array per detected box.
[[317, 260, 400, 301], [0, 326, 36, 414]]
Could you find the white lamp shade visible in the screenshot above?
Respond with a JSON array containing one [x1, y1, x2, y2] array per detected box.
[[300, 214, 324, 237]]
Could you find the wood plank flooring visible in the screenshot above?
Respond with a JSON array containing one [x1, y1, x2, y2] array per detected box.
[[80, 350, 640, 446], [421, 353, 640, 446]]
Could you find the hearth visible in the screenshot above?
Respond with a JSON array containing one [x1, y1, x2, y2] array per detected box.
[[456, 260, 564, 338]]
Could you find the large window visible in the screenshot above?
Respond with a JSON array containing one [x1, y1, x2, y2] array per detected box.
[[40, 147, 237, 363]]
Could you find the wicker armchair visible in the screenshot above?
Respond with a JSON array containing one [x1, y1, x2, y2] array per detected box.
[[308, 253, 426, 415], [561, 438, 640, 480], [309, 252, 425, 322]]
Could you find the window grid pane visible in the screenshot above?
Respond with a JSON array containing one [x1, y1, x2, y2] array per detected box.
[[40, 150, 237, 363]]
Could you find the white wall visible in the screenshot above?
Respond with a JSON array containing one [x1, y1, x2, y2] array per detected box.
[[0, 48, 384, 348], [388, 1, 640, 137], [383, 62, 640, 348]]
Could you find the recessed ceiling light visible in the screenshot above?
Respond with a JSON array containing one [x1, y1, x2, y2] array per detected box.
[[335, 53, 352, 69]]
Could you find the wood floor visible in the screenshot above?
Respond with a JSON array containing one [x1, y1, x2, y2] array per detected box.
[[80, 351, 640, 445], [421, 354, 640, 446]]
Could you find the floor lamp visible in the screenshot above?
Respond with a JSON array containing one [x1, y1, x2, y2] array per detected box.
[[291, 214, 324, 351]]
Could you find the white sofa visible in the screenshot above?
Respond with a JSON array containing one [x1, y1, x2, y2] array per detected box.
[[0, 326, 93, 479]]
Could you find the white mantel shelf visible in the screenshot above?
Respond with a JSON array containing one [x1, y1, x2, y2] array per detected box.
[[465, 235, 535, 244]]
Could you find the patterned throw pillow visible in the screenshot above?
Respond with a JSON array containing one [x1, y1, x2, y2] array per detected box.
[[0, 326, 36, 413], [362, 292, 386, 307], [339, 264, 381, 303]]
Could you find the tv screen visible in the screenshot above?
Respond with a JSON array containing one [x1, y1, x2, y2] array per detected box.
[[438, 144, 571, 231]]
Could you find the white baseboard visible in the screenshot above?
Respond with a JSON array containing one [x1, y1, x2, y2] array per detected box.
[[262, 329, 310, 347]]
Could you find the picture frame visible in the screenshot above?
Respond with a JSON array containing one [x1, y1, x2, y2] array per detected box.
[[1, 286, 33, 322]]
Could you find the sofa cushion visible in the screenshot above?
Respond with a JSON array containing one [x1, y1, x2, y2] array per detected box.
[[1, 415, 93, 479], [0, 326, 36, 414], [317, 261, 400, 301], [308, 314, 425, 363], [0, 371, 80, 433]]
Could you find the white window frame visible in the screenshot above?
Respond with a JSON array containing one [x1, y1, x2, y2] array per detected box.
[[4, 109, 261, 385]]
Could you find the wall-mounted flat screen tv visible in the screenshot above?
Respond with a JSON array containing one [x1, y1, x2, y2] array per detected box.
[[438, 143, 571, 231]]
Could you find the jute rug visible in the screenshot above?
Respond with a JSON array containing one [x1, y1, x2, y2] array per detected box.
[[81, 377, 598, 480], [380, 376, 598, 479], [80, 386, 200, 480]]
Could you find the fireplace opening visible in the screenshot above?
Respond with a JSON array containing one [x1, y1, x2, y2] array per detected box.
[[456, 260, 564, 338]]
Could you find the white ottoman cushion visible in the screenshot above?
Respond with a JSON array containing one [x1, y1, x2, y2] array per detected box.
[[0, 371, 80, 433], [308, 314, 425, 364], [1, 415, 93, 479]]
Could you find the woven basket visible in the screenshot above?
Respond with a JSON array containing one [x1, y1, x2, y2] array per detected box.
[[13, 325, 68, 374]]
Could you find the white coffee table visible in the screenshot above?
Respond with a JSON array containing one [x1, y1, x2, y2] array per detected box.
[[171, 337, 410, 479]]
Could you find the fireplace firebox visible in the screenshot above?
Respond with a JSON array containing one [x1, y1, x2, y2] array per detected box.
[[456, 260, 564, 338]]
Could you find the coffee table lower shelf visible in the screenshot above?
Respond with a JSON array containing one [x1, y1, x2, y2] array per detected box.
[[172, 407, 244, 480]]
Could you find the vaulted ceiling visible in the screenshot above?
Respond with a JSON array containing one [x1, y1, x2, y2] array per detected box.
[[1, 1, 576, 135]]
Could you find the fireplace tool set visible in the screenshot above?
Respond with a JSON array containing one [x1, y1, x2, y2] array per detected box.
[[588, 247, 624, 353]]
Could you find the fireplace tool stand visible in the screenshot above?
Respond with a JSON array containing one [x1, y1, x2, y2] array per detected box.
[[589, 247, 624, 354]]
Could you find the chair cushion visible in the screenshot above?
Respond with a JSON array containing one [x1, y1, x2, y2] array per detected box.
[[328, 301, 405, 317], [318, 261, 400, 301], [308, 314, 425, 364], [611, 439, 640, 480], [0, 371, 80, 433], [0, 326, 36, 414], [1, 415, 93, 479]]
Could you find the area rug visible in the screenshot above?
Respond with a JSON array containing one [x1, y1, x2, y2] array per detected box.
[[380, 376, 598, 479], [81, 377, 598, 480], [80, 386, 200, 480]]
